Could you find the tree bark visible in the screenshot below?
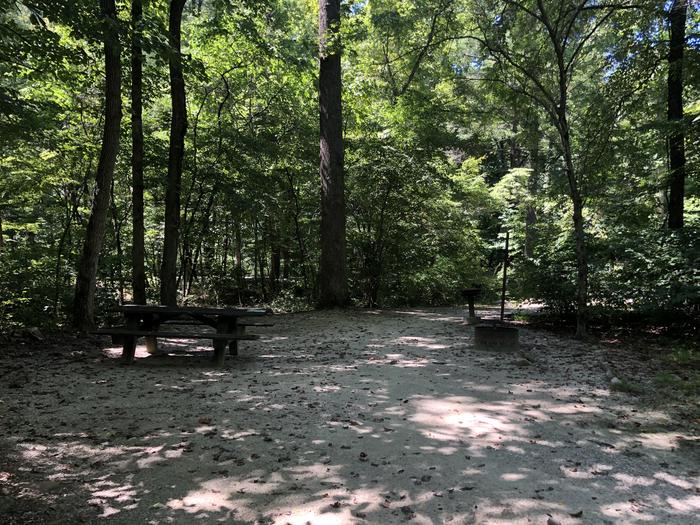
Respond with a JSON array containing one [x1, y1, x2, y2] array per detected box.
[[500, 230, 509, 322], [72, 0, 121, 331], [160, 0, 187, 306], [270, 222, 281, 291], [667, 0, 687, 229], [110, 181, 125, 304], [318, 0, 347, 307], [559, 112, 588, 338], [253, 218, 259, 288], [131, 0, 146, 304], [286, 169, 310, 293], [552, 2, 589, 338]]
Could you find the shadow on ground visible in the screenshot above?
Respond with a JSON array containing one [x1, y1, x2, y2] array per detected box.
[[1, 308, 698, 524]]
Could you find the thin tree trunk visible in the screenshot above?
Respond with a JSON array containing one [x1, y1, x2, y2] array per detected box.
[[270, 222, 281, 292], [667, 0, 687, 229], [222, 236, 229, 275], [500, 230, 509, 321], [54, 196, 75, 318], [160, 0, 187, 306], [253, 218, 259, 288], [131, 0, 146, 304], [110, 181, 125, 304], [318, 0, 346, 307], [234, 220, 243, 286], [186, 188, 217, 296], [367, 182, 392, 307], [257, 219, 267, 300], [524, 118, 540, 258], [286, 169, 310, 292], [282, 246, 290, 279], [72, 0, 121, 331]]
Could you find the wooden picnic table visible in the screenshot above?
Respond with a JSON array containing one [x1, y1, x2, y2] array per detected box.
[[461, 287, 481, 320], [96, 305, 271, 366]]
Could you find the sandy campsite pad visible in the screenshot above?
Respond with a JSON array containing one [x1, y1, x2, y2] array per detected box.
[[1, 308, 699, 524]]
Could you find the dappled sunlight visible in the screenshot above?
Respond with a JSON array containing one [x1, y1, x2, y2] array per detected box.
[[612, 472, 656, 488], [654, 471, 696, 490], [102, 339, 216, 360], [598, 500, 657, 521], [87, 479, 140, 516], [665, 494, 700, 513], [474, 497, 570, 522], [409, 396, 525, 444], [559, 462, 613, 479], [5, 308, 698, 524], [626, 431, 694, 451], [390, 336, 449, 350], [392, 310, 466, 324]]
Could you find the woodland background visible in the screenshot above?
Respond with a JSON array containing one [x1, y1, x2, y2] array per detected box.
[[0, 0, 698, 333]]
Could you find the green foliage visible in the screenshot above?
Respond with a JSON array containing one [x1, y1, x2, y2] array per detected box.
[[663, 345, 700, 366], [0, 0, 699, 330], [610, 378, 644, 395], [590, 227, 700, 314], [654, 372, 700, 397], [510, 223, 700, 316]]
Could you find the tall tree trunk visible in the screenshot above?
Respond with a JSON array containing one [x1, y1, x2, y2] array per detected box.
[[131, 0, 146, 304], [72, 0, 121, 331], [553, 20, 588, 338], [559, 112, 588, 338], [667, 0, 687, 229], [160, 0, 187, 306], [318, 0, 347, 307]]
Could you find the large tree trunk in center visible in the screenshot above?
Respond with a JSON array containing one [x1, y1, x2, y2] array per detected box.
[[667, 0, 687, 229], [131, 0, 146, 304], [72, 0, 121, 331], [160, 0, 188, 306], [318, 0, 347, 307], [559, 112, 588, 338]]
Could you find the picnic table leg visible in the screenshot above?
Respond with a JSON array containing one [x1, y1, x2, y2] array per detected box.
[[468, 296, 476, 318], [143, 314, 159, 354], [122, 315, 138, 364], [145, 337, 158, 354], [213, 339, 227, 367], [122, 336, 137, 364], [228, 319, 240, 356], [212, 317, 229, 366]]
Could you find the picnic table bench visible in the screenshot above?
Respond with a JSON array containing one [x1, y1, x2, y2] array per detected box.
[[94, 305, 273, 366]]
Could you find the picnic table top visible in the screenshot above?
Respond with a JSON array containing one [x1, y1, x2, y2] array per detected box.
[[117, 305, 268, 317]]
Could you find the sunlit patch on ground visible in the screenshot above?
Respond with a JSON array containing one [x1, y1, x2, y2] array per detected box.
[[3, 308, 698, 524]]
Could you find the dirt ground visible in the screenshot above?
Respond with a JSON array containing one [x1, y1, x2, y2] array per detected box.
[[1, 307, 699, 524]]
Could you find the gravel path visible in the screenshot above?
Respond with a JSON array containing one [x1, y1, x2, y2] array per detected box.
[[1, 308, 699, 524]]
